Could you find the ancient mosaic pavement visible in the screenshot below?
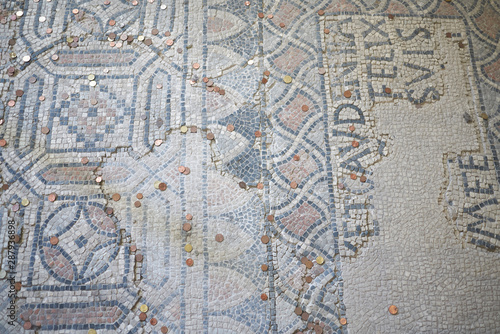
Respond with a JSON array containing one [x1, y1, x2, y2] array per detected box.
[[0, 0, 499, 333]]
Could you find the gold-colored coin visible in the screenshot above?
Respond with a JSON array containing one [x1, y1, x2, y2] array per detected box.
[[184, 244, 193, 252], [154, 181, 161, 189], [10, 52, 16, 59], [140, 304, 149, 313], [138, 35, 145, 41], [88, 74, 95, 81], [283, 75, 292, 84], [21, 198, 30, 207], [316, 256, 324, 265], [180, 125, 188, 133], [88, 329, 97, 334], [89, 81, 97, 87], [67, 37, 74, 43]]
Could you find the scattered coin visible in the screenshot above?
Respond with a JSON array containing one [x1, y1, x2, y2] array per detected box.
[[109, 19, 116, 26], [23, 322, 32, 330], [305, 261, 313, 269], [360, 176, 367, 183], [239, 181, 247, 189], [350, 174, 357, 180], [41, 127, 50, 134], [388, 14, 395, 20], [112, 193, 121, 201], [134, 201, 141, 207], [344, 90, 351, 98], [72, 9, 79, 14], [215, 234, 224, 242], [106, 207, 113, 215], [264, 70, 270, 76], [50, 236, 59, 245], [227, 124, 235, 132], [262, 78, 268, 84], [261, 235, 269, 244], [389, 305, 398, 315], [0, 139, 7, 147], [283, 75, 292, 84], [178, 166, 186, 173], [161, 326, 169, 333], [186, 258, 194, 266], [352, 141, 359, 148], [257, 183, 264, 189], [139, 313, 147, 321], [21, 198, 30, 206], [180, 125, 188, 133], [258, 12, 264, 18], [150, 318, 158, 326], [267, 14, 273, 19], [267, 215, 274, 221], [261, 293, 268, 301], [183, 167, 190, 175], [255, 131, 262, 137], [305, 276, 313, 283], [144, 38, 152, 46], [318, 9, 325, 15], [293, 154, 300, 161], [207, 133, 214, 140], [339, 318, 347, 325], [261, 264, 268, 271], [130, 245, 137, 252], [186, 213, 193, 220], [324, 28, 330, 34], [152, 28, 159, 35], [154, 139, 163, 146], [48, 193, 57, 202], [14, 234, 20, 243], [159, 183, 167, 191], [290, 181, 298, 189], [136, 193, 143, 199], [183, 223, 191, 231], [193, 63, 200, 69], [318, 68, 326, 75], [136, 254, 143, 262], [385, 87, 392, 94], [301, 105, 309, 112], [16, 89, 24, 97], [191, 126, 197, 133], [279, 22, 285, 28], [349, 125, 355, 132], [166, 39, 174, 46], [81, 157, 89, 164], [7, 100, 15, 107]]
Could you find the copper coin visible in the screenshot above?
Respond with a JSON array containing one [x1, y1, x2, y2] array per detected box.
[[279, 22, 285, 28], [23, 321, 31, 330], [350, 173, 357, 180], [186, 214, 193, 220], [255, 131, 261, 137], [388, 14, 395, 20], [214, 86, 220, 93], [7, 100, 15, 107], [293, 154, 300, 161], [134, 201, 141, 208], [207, 80, 214, 87], [294, 306, 302, 315], [159, 183, 167, 191], [191, 126, 197, 133], [39, 96, 45, 101], [48, 193, 57, 202], [182, 167, 190, 175], [301, 105, 309, 112], [108, 33, 116, 40], [130, 245, 137, 252], [161, 326, 169, 333], [127, 35, 134, 42], [0, 139, 7, 147], [192, 63, 200, 69], [50, 236, 59, 245], [318, 9, 325, 15], [112, 193, 121, 201], [226, 124, 235, 132], [41, 127, 50, 134], [72, 9, 79, 14], [261, 78, 268, 84], [8, 38, 16, 46], [349, 125, 355, 132], [186, 258, 194, 266], [136, 193, 143, 199], [16, 89, 24, 97], [150, 318, 158, 326], [164, 31, 171, 36], [339, 318, 347, 325], [360, 175, 367, 183], [352, 141, 359, 148], [290, 181, 298, 189], [261, 235, 269, 244], [203, 77, 209, 83], [258, 12, 264, 18], [305, 261, 313, 269], [239, 181, 246, 189], [324, 28, 330, 34], [385, 87, 392, 94], [301, 311, 309, 321], [207, 86, 214, 92], [14, 234, 21, 243], [388, 305, 398, 315], [207, 133, 214, 140], [215, 234, 224, 242], [135, 254, 143, 262], [318, 68, 326, 75], [81, 157, 89, 164], [2, 184, 9, 190], [106, 207, 114, 215], [261, 293, 268, 301], [314, 325, 323, 334], [166, 39, 174, 46], [257, 183, 264, 189], [264, 70, 270, 76], [245, 1, 250, 5], [120, 34, 127, 41], [152, 28, 159, 35], [305, 276, 313, 283], [139, 313, 147, 321], [267, 215, 274, 221], [344, 90, 351, 98], [183, 223, 191, 232], [109, 19, 116, 26], [178, 166, 186, 173], [261, 264, 268, 271], [144, 38, 152, 46]]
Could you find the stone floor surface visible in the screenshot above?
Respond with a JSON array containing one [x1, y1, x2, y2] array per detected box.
[[0, 0, 499, 333]]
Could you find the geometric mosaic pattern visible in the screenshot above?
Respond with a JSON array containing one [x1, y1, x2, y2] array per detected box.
[[0, 0, 499, 333]]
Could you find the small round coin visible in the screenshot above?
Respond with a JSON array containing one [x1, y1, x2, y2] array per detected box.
[[352, 141, 359, 148], [139, 313, 147, 321], [350, 173, 357, 180], [182, 223, 191, 232], [140, 304, 149, 313], [261, 235, 269, 244], [316, 256, 324, 265], [48, 193, 57, 202], [340, 318, 347, 325], [180, 125, 188, 133], [261, 293, 268, 301], [21, 198, 30, 206], [150, 318, 158, 326], [360, 175, 367, 183], [389, 305, 398, 315], [283, 75, 292, 84], [290, 181, 298, 189], [344, 90, 352, 98], [159, 183, 167, 191], [161, 326, 169, 333], [227, 124, 235, 132], [41, 127, 50, 134], [184, 244, 193, 252], [186, 258, 194, 266], [112, 193, 121, 201], [186, 214, 193, 220], [50, 236, 59, 245], [207, 133, 214, 140], [261, 264, 268, 271], [215, 234, 224, 242]]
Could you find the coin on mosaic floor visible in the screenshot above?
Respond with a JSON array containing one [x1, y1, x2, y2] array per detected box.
[[305, 276, 313, 283], [352, 140, 359, 148], [190, 126, 197, 133], [294, 306, 302, 315], [385, 87, 392, 94], [2, 184, 9, 190], [227, 124, 235, 132], [261, 78, 268, 84], [316, 256, 324, 265], [388, 14, 395, 20], [120, 34, 127, 41], [279, 22, 285, 28], [290, 181, 298, 189], [267, 13, 273, 19], [337, 183, 344, 189], [339, 317, 347, 325], [144, 38, 152, 46], [318, 9, 325, 15], [184, 244, 193, 252], [134, 201, 141, 208], [154, 139, 162, 146], [255, 130, 262, 137], [245, 1, 250, 5], [41, 126, 50, 134], [106, 207, 113, 215], [109, 19, 116, 26], [136, 193, 143, 199], [161, 326, 169, 333], [344, 90, 351, 98], [182, 167, 190, 175], [12, 203, 20, 212], [257, 183, 264, 189], [15, 89, 24, 97], [0, 139, 7, 147], [90, 81, 97, 87], [214, 86, 220, 93], [258, 12, 264, 18], [207, 80, 214, 87], [136, 254, 143, 262], [305, 260, 313, 269], [388, 305, 398, 315], [166, 39, 174, 46], [159, 183, 167, 191], [140, 304, 148, 313], [139, 312, 147, 321], [301, 104, 309, 112], [21, 198, 29, 206], [48, 193, 57, 202], [0, 270, 6, 279], [151, 28, 159, 35], [239, 181, 247, 189], [81, 157, 89, 164], [261, 264, 268, 271], [39, 95, 46, 101], [184, 214, 193, 221], [72, 9, 79, 14], [324, 28, 330, 34], [261, 293, 268, 301], [130, 245, 137, 252], [207, 132, 214, 140], [318, 68, 326, 75], [112, 193, 121, 201], [183, 223, 191, 232], [207, 86, 214, 92], [267, 214, 274, 221], [350, 173, 357, 180], [186, 258, 194, 266], [150, 318, 158, 326], [261, 235, 269, 244], [283, 75, 292, 84], [215, 234, 224, 242], [88, 330, 97, 334], [263, 70, 270, 77], [7, 100, 15, 107], [23, 322, 31, 330], [180, 125, 188, 133], [293, 154, 300, 161], [178, 166, 186, 173], [192, 63, 200, 69], [360, 175, 367, 183], [50, 236, 59, 245], [91, 98, 98, 105], [349, 125, 355, 132], [14, 234, 20, 243]]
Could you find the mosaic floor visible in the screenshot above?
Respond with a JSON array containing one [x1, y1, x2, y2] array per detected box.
[[1, 0, 500, 333]]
